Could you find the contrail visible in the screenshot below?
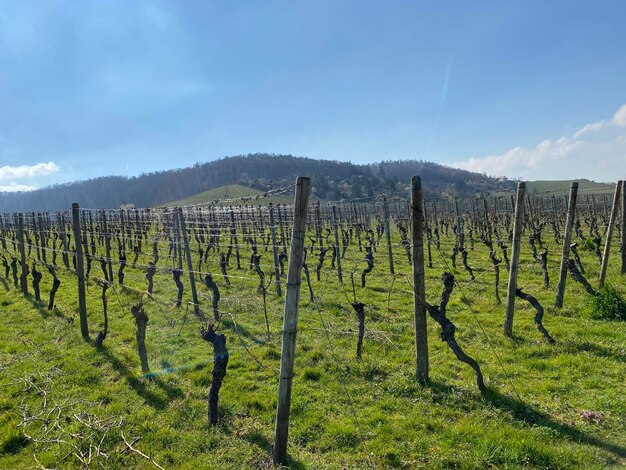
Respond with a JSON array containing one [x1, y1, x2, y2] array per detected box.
[[426, 56, 453, 159]]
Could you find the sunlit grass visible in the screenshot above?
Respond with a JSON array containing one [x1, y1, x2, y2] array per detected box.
[[1, 216, 625, 469]]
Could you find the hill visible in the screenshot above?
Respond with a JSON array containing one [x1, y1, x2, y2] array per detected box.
[[0, 154, 516, 212]]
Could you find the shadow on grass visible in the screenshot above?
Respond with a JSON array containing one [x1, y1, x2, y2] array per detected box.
[[425, 381, 625, 460], [221, 317, 268, 345], [481, 387, 626, 460], [240, 429, 305, 470], [208, 410, 305, 469], [96, 344, 184, 410], [565, 340, 625, 363], [23, 293, 73, 323], [0, 277, 9, 291]]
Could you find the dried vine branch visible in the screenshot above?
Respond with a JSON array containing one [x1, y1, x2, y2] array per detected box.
[[515, 287, 555, 344], [425, 272, 486, 392], [200, 325, 229, 425]]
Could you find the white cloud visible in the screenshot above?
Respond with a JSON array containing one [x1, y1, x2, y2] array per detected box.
[[452, 138, 582, 176], [613, 104, 626, 128], [450, 103, 626, 182], [0, 162, 59, 181], [574, 119, 607, 138], [0, 182, 37, 192], [573, 104, 626, 138]]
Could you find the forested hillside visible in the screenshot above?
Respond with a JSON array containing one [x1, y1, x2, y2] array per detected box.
[[0, 154, 515, 211]]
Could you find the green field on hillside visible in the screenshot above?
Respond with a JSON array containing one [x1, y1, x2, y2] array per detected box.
[[526, 180, 616, 196], [163, 184, 302, 207]]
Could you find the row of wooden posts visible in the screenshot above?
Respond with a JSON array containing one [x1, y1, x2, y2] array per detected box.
[[3, 177, 625, 465], [275, 176, 625, 464]]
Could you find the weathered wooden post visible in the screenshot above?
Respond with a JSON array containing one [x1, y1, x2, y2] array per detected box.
[[72, 203, 89, 339], [424, 201, 433, 268], [621, 181, 626, 275], [269, 203, 282, 296], [38, 214, 47, 264], [454, 197, 464, 249], [230, 210, 241, 270], [383, 196, 394, 275], [59, 213, 70, 269], [555, 182, 579, 308], [174, 209, 183, 271], [102, 210, 114, 282], [411, 176, 428, 384], [277, 203, 286, 247], [504, 182, 526, 337], [120, 209, 127, 254], [332, 205, 343, 284], [599, 181, 623, 287], [177, 208, 201, 318], [315, 200, 323, 248], [16, 213, 28, 295], [0, 214, 6, 252], [273, 177, 311, 466]]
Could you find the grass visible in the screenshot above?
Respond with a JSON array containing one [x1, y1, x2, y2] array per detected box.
[[587, 284, 626, 321], [1, 212, 625, 469], [163, 184, 302, 207], [526, 180, 616, 196]]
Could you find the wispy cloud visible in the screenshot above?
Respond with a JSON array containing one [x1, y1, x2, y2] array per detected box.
[[0, 162, 59, 181], [0, 182, 37, 192], [450, 104, 626, 182], [573, 104, 626, 138], [613, 104, 626, 127], [574, 119, 607, 138]]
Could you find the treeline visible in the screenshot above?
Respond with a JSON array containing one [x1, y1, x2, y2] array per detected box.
[[0, 154, 515, 212]]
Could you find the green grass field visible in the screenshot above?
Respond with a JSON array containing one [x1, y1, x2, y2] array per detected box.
[[1, 215, 625, 469], [526, 180, 616, 196], [164, 184, 303, 207]]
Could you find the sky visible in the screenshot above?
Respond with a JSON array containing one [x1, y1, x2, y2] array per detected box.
[[1, 0, 625, 192]]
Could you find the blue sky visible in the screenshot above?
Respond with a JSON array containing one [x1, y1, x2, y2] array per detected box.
[[1, 1, 625, 191]]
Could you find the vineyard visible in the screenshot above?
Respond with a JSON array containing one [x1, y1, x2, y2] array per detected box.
[[1, 177, 625, 469]]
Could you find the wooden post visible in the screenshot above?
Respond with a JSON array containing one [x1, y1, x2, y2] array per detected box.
[[315, 201, 323, 249], [230, 210, 241, 270], [590, 194, 597, 219], [16, 213, 28, 295], [383, 196, 394, 275], [134, 209, 142, 253], [332, 205, 343, 284], [555, 182, 579, 308], [269, 203, 282, 296], [32, 212, 40, 261], [483, 198, 492, 244], [504, 182, 526, 337], [599, 181, 623, 287], [120, 209, 127, 254], [174, 209, 183, 270], [454, 197, 464, 248], [72, 203, 89, 339], [102, 210, 114, 282], [177, 208, 201, 318], [273, 177, 311, 466], [411, 176, 428, 384], [60, 213, 70, 269], [0, 214, 6, 252], [424, 201, 432, 268], [621, 181, 626, 275], [277, 203, 286, 247], [38, 214, 47, 264]]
